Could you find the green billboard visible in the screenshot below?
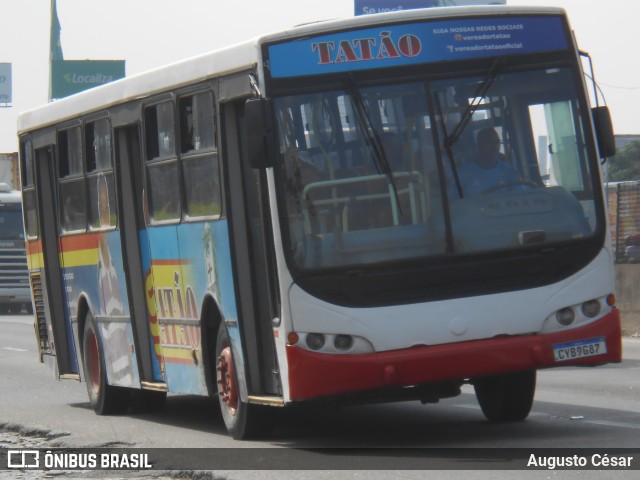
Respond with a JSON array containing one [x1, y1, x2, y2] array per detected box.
[[51, 60, 125, 99]]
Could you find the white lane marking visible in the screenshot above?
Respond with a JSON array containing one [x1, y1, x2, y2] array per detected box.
[[2, 347, 28, 352], [582, 419, 640, 430]]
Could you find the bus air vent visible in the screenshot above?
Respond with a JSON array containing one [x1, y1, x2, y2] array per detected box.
[[30, 272, 50, 355]]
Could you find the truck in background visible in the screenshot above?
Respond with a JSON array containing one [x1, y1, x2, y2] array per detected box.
[[0, 182, 31, 314]]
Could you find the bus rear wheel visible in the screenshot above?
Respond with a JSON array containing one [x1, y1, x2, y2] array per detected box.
[[82, 311, 130, 415], [215, 322, 275, 440], [473, 370, 536, 422]]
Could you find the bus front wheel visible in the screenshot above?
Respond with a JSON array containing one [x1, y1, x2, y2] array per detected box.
[[473, 370, 536, 422], [215, 322, 275, 440], [82, 311, 130, 415]]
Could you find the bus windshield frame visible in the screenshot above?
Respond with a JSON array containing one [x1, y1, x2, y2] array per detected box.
[[263, 13, 606, 307]]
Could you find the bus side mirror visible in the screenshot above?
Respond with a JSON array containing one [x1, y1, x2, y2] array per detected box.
[[591, 106, 616, 159], [244, 98, 276, 169]]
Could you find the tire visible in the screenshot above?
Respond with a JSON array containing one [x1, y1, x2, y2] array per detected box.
[[131, 389, 167, 414], [215, 322, 275, 440], [82, 311, 130, 415], [473, 370, 536, 422]]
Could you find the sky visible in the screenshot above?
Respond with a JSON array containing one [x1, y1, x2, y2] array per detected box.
[[1, 0, 639, 152]]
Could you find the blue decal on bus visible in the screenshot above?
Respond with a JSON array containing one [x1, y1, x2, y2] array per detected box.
[[354, 0, 442, 17], [268, 16, 567, 78]]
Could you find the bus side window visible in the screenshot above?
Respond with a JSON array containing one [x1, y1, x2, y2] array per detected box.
[[144, 101, 181, 222], [86, 118, 117, 230], [178, 91, 222, 218], [58, 126, 87, 233], [20, 138, 39, 238]]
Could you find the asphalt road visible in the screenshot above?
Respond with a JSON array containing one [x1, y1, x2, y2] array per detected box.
[[1, 313, 639, 479]]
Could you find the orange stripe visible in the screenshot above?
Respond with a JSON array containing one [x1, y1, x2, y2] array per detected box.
[[151, 259, 189, 266], [26, 235, 100, 254], [60, 234, 100, 252], [26, 239, 42, 255], [26, 239, 44, 269]]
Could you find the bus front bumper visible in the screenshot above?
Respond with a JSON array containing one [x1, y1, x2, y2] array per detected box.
[[286, 308, 622, 402]]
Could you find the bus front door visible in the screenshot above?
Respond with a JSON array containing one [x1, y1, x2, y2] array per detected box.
[[114, 125, 166, 387], [33, 146, 77, 376], [220, 98, 281, 399]]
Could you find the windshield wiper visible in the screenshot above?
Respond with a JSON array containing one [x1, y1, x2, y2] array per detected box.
[[434, 58, 506, 200], [444, 58, 506, 149], [433, 92, 463, 199], [344, 77, 402, 215]]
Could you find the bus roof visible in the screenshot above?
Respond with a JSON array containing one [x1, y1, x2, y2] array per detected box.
[[17, 5, 565, 135], [17, 39, 260, 135]]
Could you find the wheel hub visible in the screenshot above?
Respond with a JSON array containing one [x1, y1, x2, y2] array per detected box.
[[217, 345, 238, 415], [86, 330, 101, 394]]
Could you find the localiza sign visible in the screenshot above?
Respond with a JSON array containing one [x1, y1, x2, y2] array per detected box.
[[0, 63, 12, 103], [51, 60, 125, 99]]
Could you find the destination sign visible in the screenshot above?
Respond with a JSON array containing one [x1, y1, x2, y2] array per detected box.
[[268, 16, 567, 78]]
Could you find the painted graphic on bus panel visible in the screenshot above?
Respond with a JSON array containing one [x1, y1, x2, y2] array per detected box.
[[59, 232, 139, 387], [139, 228, 167, 383], [268, 16, 567, 78], [97, 232, 138, 387], [141, 221, 236, 395]]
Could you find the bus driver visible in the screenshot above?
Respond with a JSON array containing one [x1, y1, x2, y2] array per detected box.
[[454, 127, 522, 197]]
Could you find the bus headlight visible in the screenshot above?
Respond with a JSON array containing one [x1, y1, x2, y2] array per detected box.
[[305, 333, 325, 351], [334, 334, 354, 351], [291, 332, 375, 354], [581, 299, 601, 318], [543, 295, 612, 333], [556, 307, 575, 326]]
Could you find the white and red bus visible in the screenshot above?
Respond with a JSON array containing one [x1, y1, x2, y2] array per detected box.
[[19, 5, 620, 439]]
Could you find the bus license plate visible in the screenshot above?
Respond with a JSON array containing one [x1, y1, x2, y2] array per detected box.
[[553, 337, 607, 362]]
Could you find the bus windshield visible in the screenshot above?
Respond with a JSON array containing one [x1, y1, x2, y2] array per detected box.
[[275, 65, 598, 270]]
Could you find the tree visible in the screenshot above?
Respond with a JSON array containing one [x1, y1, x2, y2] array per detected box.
[[606, 140, 640, 182]]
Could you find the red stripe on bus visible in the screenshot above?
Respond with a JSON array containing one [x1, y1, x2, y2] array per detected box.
[[286, 309, 622, 402], [59, 234, 100, 252], [151, 259, 189, 266], [26, 239, 43, 255]]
